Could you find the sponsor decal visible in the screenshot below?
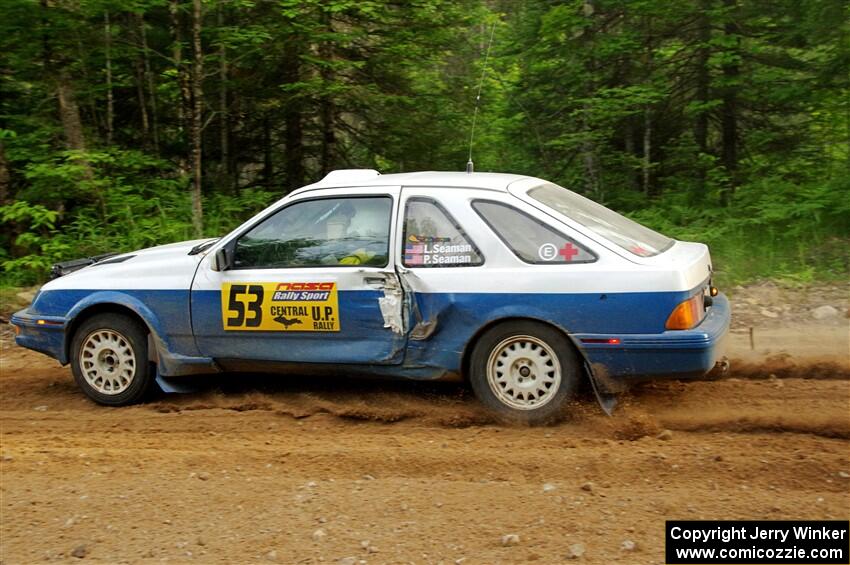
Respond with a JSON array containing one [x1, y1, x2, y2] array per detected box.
[[405, 235, 475, 266], [558, 242, 579, 261], [407, 234, 450, 244], [404, 243, 426, 255], [271, 281, 334, 302], [538, 242, 580, 261], [221, 282, 340, 332], [538, 242, 558, 261]]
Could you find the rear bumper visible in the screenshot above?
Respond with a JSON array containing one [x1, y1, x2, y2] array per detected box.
[[577, 292, 731, 381], [10, 308, 68, 363]]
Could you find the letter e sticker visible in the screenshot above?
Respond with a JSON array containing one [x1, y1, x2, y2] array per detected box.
[[222, 282, 340, 331]]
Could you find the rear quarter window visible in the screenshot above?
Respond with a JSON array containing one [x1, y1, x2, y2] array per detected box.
[[472, 200, 596, 264]]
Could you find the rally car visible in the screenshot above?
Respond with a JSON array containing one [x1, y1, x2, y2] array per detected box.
[[12, 170, 730, 423]]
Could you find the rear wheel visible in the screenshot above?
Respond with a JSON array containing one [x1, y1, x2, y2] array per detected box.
[[70, 313, 155, 406], [469, 321, 581, 424]]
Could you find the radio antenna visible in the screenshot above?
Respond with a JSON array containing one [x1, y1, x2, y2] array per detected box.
[[467, 22, 497, 174]]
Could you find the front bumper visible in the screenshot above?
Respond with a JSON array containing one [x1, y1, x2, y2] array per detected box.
[[577, 292, 731, 381], [10, 308, 69, 363]]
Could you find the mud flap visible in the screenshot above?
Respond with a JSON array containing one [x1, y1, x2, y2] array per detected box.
[[154, 366, 200, 394], [584, 360, 618, 416], [148, 332, 200, 392]]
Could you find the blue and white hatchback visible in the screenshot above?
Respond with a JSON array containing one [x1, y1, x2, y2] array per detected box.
[[12, 170, 730, 423]]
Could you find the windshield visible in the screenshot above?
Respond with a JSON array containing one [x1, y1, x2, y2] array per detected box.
[[527, 183, 673, 257]]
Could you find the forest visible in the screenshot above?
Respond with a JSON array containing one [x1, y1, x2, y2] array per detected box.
[[1, 0, 847, 287]]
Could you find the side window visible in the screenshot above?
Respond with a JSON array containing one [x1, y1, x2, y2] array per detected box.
[[472, 200, 596, 264], [234, 196, 392, 269], [402, 198, 483, 268]]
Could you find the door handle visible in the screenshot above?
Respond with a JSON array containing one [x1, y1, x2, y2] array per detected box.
[[364, 271, 401, 289]]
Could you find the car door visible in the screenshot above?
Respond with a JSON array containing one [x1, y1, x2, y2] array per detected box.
[[392, 187, 493, 371], [190, 186, 407, 365]]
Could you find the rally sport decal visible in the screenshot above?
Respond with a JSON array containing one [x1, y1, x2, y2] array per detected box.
[[221, 282, 339, 332]]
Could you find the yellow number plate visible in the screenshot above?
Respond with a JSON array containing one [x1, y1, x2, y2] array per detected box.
[[221, 282, 340, 332]]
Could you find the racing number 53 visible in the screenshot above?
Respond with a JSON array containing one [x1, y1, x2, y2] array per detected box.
[[226, 284, 264, 328]]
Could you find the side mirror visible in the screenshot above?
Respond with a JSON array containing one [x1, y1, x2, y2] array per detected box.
[[212, 247, 230, 271]]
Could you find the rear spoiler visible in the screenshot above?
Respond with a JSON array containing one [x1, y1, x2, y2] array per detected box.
[[50, 252, 122, 279]]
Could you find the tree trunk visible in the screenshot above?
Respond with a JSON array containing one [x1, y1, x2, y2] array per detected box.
[[624, 118, 635, 157], [282, 38, 304, 191], [581, 139, 600, 200], [74, 31, 102, 137], [262, 114, 273, 187], [642, 106, 652, 195], [580, 107, 600, 200], [42, 0, 89, 190], [319, 12, 337, 175], [169, 0, 190, 179], [623, 117, 639, 191], [190, 0, 204, 236], [170, 0, 191, 149], [218, 4, 231, 192], [694, 0, 711, 194], [42, 0, 86, 153], [138, 13, 160, 154], [133, 23, 150, 147], [578, 0, 603, 201], [229, 92, 241, 194], [57, 70, 87, 152], [720, 0, 739, 207], [0, 140, 10, 205], [104, 12, 114, 146], [642, 15, 654, 197]]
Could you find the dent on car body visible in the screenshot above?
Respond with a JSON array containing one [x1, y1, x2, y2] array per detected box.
[[377, 275, 405, 335], [397, 270, 439, 342]]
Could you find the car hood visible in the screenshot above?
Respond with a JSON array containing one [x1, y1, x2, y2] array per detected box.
[[40, 238, 216, 292]]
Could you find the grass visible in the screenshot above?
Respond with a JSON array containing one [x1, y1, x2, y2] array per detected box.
[[0, 285, 35, 318], [707, 235, 848, 289]]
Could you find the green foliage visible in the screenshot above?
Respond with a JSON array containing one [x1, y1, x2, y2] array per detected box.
[[0, 0, 847, 287], [630, 173, 850, 286], [0, 149, 277, 285]]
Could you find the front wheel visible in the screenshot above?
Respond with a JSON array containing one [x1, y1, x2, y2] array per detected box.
[[70, 313, 155, 406], [468, 321, 581, 424]]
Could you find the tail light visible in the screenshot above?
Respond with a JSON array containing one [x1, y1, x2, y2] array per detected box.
[[666, 294, 705, 330]]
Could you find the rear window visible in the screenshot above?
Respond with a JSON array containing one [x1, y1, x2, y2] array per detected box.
[[528, 183, 673, 257]]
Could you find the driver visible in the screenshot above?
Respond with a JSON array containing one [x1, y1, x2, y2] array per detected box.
[[322, 202, 376, 265]]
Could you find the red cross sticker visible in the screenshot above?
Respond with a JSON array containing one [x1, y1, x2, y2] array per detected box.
[[558, 242, 579, 261]]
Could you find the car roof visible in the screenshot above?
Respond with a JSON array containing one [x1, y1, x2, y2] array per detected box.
[[289, 169, 540, 196]]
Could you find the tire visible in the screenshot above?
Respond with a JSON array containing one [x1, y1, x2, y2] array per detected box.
[[70, 313, 155, 406], [468, 321, 581, 425]]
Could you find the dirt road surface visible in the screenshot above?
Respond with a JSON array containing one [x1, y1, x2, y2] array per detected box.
[[1, 314, 848, 563]]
